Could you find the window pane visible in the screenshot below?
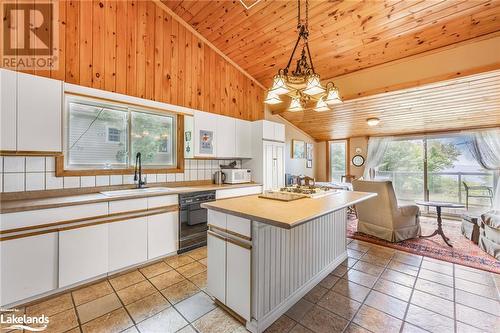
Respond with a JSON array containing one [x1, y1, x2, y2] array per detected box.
[[330, 141, 346, 182], [68, 102, 128, 168], [376, 139, 425, 205], [131, 111, 176, 166]]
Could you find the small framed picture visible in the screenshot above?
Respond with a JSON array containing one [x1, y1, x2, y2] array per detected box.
[[306, 160, 312, 168], [292, 140, 305, 159], [306, 143, 313, 160]]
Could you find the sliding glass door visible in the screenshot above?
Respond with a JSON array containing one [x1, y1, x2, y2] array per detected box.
[[376, 139, 425, 206], [375, 133, 496, 215]]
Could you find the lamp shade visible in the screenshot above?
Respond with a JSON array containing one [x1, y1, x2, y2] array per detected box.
[[264, 90, 282, 105], [325, 85, 342, 105], [270, 74, 290, 95], [303, 74, 325, 96], [366, 117, 380, 126], [288, 97, 303, 112], [314, 97, 330, 112]]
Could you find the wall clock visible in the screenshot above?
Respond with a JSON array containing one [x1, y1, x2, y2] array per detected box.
[[352, 155, 365, 167]]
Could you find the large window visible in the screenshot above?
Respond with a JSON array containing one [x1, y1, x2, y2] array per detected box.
[[66, 97, 177, 170], [329, 140, 347, 182], [374, 134, 496, 214]]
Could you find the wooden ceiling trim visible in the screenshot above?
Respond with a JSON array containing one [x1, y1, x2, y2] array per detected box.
[[153, 0, 266, 90]]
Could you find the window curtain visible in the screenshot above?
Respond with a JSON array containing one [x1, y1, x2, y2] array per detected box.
[[466, 128, 500, 209], [363, 137, 392, 179]]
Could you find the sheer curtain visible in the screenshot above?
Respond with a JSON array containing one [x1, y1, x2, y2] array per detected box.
[[363, 137, 392, 179], [467, 128, 500, 209]]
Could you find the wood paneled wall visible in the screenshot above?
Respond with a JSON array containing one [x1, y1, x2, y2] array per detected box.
[[3, 0, 264, 121]]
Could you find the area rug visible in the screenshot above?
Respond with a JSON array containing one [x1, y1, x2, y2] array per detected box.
[[347, 215, 500, 274]]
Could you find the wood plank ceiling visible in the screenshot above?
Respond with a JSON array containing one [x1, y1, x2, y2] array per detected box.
[[162, 0, 500, 139], [162, 0, 500, 87], [281, 69, 500, 140]]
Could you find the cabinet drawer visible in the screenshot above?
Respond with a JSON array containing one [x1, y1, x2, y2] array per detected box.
[[0, 202, 108, 231], [109, 198, 148, 214], [226, 215, 251, 239], [147, 195, 178, 209], [215, 186, 262, 199]]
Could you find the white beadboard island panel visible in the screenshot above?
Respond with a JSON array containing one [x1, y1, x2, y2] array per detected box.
[[247, 208, 347, 333]]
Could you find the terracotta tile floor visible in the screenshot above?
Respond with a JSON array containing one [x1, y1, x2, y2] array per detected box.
[[5, 241, 500, 333]]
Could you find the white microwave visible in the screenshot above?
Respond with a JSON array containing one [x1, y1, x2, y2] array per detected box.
[[222, 169, 252, 184]]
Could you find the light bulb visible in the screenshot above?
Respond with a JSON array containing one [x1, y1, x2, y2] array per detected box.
[[303, 74, 325, 96], [270, 74, 290, 95], [288, 97, 303, 112], [325, 84, 342, 105], [314, 97, 330, 112], [264, 90, 283, 105]]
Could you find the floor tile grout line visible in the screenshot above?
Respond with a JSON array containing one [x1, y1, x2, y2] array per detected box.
[[399, 250, 424, 333], [69, 292, 83, 332], [107, 275, 139, 333]]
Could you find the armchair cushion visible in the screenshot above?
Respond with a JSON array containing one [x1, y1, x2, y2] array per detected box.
[[481, 210, 500, 230]]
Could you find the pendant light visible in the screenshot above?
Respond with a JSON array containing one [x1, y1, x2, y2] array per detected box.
[[314, 96, 329, 112], [265, 0, 342, 112], [303, 74, 325, 96], [264, 90, 283, 105], [288, 97, 303, 112], [324, 82, 341, 105]]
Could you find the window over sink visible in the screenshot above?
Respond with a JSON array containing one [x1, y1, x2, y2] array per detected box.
[[65, 96, 177, 170]]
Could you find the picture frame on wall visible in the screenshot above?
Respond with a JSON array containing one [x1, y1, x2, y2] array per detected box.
[[306, 143, 313, 160], [292, 140, 305, 159], [306, 160, 312, 168]]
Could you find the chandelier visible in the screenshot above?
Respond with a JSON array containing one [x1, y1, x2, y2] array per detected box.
[[264, 0, 342, 112]]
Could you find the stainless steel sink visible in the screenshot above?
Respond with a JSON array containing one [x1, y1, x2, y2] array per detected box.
[[100, 187, 174, 197]]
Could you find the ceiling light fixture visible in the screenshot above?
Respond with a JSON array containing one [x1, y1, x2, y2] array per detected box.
[[264, 0, 342, 112], [366, 118, 380, 126]]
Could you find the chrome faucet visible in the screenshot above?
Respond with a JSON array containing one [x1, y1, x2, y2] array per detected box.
[[134, 152, 147, 188]]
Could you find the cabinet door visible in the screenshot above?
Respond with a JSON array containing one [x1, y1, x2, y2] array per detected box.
[[262, 120, 275, 141], [59, 224, 108, 287], [216, 115, 236, 158], [274, 143, 285, 188], [274, 123, 285, 142], [109, 217, 148, 272], [148, 212, 178, 259], [235, 119, 252, 158], [0, 233, 58, 306], [226, 241, 251, 321], [263, 142, 275, 191], [194, 111, 217, 157], [207, 232, 226, 303], [0, 69, 17, 150], [17, 72, 62, 152]]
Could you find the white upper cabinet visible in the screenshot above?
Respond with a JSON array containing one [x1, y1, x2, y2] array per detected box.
[[0, 69, 17, 150], [17, 72, 63, 152], [253, 120, 285, 142], [235, 119, 252, 158], [194, 110, 218, 158], [216, 115, 236, 158], [193, 110, 252, 159]]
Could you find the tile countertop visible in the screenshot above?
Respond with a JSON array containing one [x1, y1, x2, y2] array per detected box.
[[0, 183, 262, 214], [201, 190, 377, 229]]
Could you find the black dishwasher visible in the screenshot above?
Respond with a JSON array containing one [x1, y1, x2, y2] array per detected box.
[[178, 190, 216, 253]]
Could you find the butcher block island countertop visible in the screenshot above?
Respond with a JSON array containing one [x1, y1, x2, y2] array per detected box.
[[201, 190, 377, 229]]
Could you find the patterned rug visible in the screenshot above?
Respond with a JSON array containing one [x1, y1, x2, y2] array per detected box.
[[347, 215, 500, 274]]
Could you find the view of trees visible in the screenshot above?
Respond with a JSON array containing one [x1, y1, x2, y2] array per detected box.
[[377, 138, 493, 207]]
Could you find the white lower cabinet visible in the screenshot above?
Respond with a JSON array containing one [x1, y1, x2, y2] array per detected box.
[[0, 233, 58, 306], [207, 211, 251, 322], [207, 232, 226, 303], [226, 241, 251, 321], [59, 224, 108, 288], [109, 218, 148, 272], [148, 212, 178, 259]]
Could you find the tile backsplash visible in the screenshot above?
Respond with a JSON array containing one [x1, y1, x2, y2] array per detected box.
[[0, 156, 241, 193]]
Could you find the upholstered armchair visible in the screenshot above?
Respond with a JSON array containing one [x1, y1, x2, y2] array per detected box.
[[479, 210, 500, 259], [352, 180, 421, 242]]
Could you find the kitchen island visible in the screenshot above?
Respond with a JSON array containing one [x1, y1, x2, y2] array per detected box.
[[201, 190, 376, 333]]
